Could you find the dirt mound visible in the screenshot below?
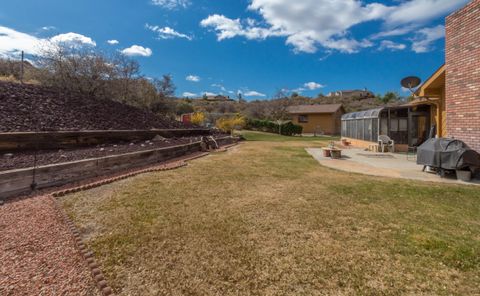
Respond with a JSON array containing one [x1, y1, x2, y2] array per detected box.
[[0, 82, 190, 132]]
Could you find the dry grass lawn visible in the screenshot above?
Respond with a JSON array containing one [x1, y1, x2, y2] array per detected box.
[[60, 131, 480, 295]]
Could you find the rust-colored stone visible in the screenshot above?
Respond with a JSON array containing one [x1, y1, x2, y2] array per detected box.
[[91, 268, 102, 276], [102, 287, 113, 295], [97, 280, 108, 289]]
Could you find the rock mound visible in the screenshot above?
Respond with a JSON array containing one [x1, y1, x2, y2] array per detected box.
[[0, 82, 190, 132]]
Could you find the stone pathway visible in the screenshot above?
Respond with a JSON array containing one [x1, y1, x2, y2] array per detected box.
[[0, 195, 100, 295]]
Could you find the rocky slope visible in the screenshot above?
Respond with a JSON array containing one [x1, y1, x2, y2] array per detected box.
[[0, 82, 189, 132]]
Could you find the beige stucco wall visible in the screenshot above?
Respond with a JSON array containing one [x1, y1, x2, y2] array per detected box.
[[291, 112, 341, 135]]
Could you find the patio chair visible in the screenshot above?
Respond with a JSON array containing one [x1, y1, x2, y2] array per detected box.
[[378, 135, 394, 152]]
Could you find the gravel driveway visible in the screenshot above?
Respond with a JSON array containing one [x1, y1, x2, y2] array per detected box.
[[0, 196, 99, 295]]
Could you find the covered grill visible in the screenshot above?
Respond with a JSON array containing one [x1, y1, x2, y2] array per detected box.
[[417, 138, 480, 173]]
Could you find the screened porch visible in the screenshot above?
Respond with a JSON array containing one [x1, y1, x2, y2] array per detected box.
[[341, 105, 431, 148]]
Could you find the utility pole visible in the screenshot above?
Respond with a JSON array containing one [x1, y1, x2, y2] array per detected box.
[[20, 51, 24, 84]]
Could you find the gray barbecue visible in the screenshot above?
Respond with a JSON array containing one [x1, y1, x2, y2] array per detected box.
[[417, 138, 480, 178]]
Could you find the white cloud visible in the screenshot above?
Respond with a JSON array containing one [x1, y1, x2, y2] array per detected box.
[[121, 45, 153, 57], [201, 15, 244, 41], [200, 15, 281, 41], [385, 0, 468, 27], [0, 26, 43, 57], [146, 24, 192, 40], [372, 25, 419, 39], [107, 39, 119, 45], [182, 92, 197, 97], [411, 25, 445, 53], [0, 26, 96, 58], [50, 32, 96, 47], [42, 26, 56, 31], [201, 0, 466, 54], [244, 90, 266, 97], [186, 75, 200, 82], [304, 82, 325, 90], [203, 92, 217, 96], [374, 0, 467, 39], [379, 40, 406, 51], [211, 83, 227, 91], [151, 0, 190, 9], [201, 1, 388, 53]]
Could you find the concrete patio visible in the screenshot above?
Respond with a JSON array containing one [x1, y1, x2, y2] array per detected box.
[[306, 147, 480, 186]]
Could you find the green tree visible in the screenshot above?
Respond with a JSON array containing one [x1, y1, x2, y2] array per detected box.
[[175, 102, 194, 115], [376, 91, 399, 104]]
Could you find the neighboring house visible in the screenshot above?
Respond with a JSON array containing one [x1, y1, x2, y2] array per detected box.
[[327, 89, 374, 99], [202, 95, 234, 102], [287, 104, 345, 135], [341, 0, 479, 152], [178, 113, 193, 124]]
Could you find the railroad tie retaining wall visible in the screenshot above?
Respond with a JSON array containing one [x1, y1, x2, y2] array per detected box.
[[0, 136, 236, 199], [0, 128, 212, 152]]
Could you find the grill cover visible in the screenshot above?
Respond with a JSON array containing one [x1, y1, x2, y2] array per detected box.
[[417, 138, 480, 170]]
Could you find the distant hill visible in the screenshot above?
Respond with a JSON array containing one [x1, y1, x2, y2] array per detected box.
[[0, 59, 40, 84], [181, 93, 404, 120], [308, 95, 403, 113]]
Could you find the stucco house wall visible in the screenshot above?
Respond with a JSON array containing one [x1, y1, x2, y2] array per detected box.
[[291, 113, 337, 134]]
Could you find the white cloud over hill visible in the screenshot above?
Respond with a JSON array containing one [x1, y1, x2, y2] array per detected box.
[[0, 26, 96, 58]]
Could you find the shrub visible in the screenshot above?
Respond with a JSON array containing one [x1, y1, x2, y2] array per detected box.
[[191, 112, 206, 126], [216, 115, 246, 133], [280, 121, 303, 136], [246, 119, 302, 136]]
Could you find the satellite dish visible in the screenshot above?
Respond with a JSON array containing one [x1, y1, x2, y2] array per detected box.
[[401, 76, 421, 94]]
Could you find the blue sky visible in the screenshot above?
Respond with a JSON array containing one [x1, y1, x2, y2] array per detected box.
[[0, 0, 470, 99]]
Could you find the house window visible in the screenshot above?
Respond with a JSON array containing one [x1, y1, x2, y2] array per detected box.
[[298, 115, 308, 123]]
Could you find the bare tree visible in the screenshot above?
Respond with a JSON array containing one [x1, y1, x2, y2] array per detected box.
[[243, 100, 268, 119], [36, 43, 116, 98], [112, 54, 141, 103], [273, 88, 290, 99], [154, 74, 176, 98], [34, 43, 165, 109], [266, 98, 291, 120]]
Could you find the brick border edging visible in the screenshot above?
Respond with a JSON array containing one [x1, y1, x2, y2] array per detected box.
[[51, 142, 239, 198], [215, 142, 239, 152], [47, 143, 238, 295], [51, 156, 193, 198], [51, 197, 115, 295], [48, 157, 201, 295]]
